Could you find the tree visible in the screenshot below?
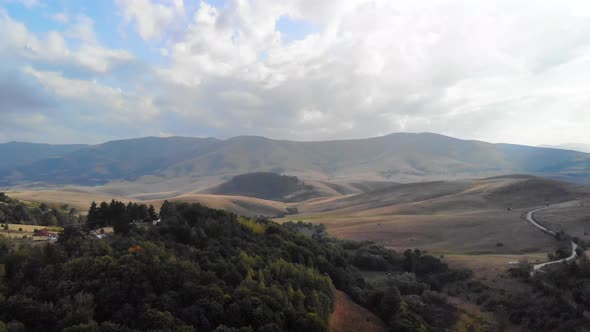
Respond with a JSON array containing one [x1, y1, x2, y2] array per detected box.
[[138, 204, 149, 222], [126, 202, 138, 222], [378, 287, 402, 321], [69, 208, 78, 216], [40, 213, 57, 226], [39, 203, 49, 212], [159, 200, 178, 222], [110, 200, 130, 235], [148, 205, 158, 221], [98, 202, 109, 227]]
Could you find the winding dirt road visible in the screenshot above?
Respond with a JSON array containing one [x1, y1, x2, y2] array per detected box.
[[525, 207, 579, 275]]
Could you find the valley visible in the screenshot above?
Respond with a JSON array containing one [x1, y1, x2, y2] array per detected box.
[[2, 134, 590, 331], [8, 173, 589, 257]]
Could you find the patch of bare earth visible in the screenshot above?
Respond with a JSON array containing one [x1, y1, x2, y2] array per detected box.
[[329, 290, 387, 332]]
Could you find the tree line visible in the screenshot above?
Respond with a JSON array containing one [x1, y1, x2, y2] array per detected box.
[[86, 200, 158, 234], [0, 193, 80, 226]]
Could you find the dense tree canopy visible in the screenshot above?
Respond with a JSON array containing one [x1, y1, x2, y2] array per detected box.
[[0, 201, 466, 331], [0, 193, 79, 226], [87, 200, 158, 233]]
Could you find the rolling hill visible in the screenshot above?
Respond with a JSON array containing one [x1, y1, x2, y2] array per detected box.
[[278, 175, 590, 253], [294, 175, 590, 215], [203, 172, 320, 202], [2, 133, 590, 188]]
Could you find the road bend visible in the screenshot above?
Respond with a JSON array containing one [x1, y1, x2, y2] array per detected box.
[[525, 207, 578, 275]]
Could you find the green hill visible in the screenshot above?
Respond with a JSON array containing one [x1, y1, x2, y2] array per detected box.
[[205, 172, 321, 202]]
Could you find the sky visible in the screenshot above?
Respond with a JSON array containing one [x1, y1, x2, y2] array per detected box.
[[1, 0, 590, 145]]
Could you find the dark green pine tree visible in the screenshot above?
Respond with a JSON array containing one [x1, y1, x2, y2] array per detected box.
[[87, 201, 98, 229]]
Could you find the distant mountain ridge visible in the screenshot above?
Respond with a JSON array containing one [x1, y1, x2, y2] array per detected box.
[[541, 143, 590, 153], [0, 142, 87, 171], [2, 133, 590, 186]]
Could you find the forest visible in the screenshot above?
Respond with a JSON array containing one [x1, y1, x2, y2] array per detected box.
[[0, 199, 467, 331], [0, 193, 80, 226]]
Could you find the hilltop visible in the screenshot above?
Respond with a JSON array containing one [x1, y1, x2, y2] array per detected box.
[[203, 172, 319, 202], [2, 133, 590, 190]]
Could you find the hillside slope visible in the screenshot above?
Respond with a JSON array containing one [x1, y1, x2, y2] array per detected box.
[[0, 142, 87, 171], [278, 176, 590, 253], [296, 176, 590, 215], [2, 133, 590, 186], [204, 172, 325, 202]]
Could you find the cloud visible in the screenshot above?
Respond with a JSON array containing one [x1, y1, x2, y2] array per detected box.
[[51, 12, 69, 24], [0, 68, 55, 112], [3, 0, 590, 146], [152, 0, 590, 145], [116, 0, 185, 41], [0, 9, 152, 143], [65, 15, 97, 42]]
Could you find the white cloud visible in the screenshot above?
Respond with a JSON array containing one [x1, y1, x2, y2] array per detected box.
[[0, 10, 151, 143], [65, 15, 97, 42], [116, 0, 185, 41], [151, 0, 590, 145], [0, 11, 134, 73], [51, 12, 69, 24], [23, 67, 159, 122], [3, 0, 590, 146]]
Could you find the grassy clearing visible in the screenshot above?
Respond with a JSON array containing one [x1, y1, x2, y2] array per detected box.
[[1, 224, 63, 232], [448, 298, 497, 332], [0, 223, 63, 241], [238, 216, 266, 234]]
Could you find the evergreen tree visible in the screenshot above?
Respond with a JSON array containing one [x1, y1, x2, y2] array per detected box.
[[87, 201, 98, 229], [148, 205, 158, 221]]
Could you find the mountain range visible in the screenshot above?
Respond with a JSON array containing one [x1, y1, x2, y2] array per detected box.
[[2, 133, 590, 188], [541, 143, 590, 153]]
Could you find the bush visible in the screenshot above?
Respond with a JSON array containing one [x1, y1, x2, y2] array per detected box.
[[6, 321, 25, 332]]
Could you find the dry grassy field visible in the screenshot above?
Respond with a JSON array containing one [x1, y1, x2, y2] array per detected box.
[[279, 209, 558, 254], [535, 199, 590, 242], [5, 189, 289, 217], [442, 253, 547, 291], [6, 190, 132, 211], [0, 224, 62, 241], [276, 176, 586, 255], [146, 194, 288, 217], [329, 290, 387, 332], [6, 176, 586, 256]]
